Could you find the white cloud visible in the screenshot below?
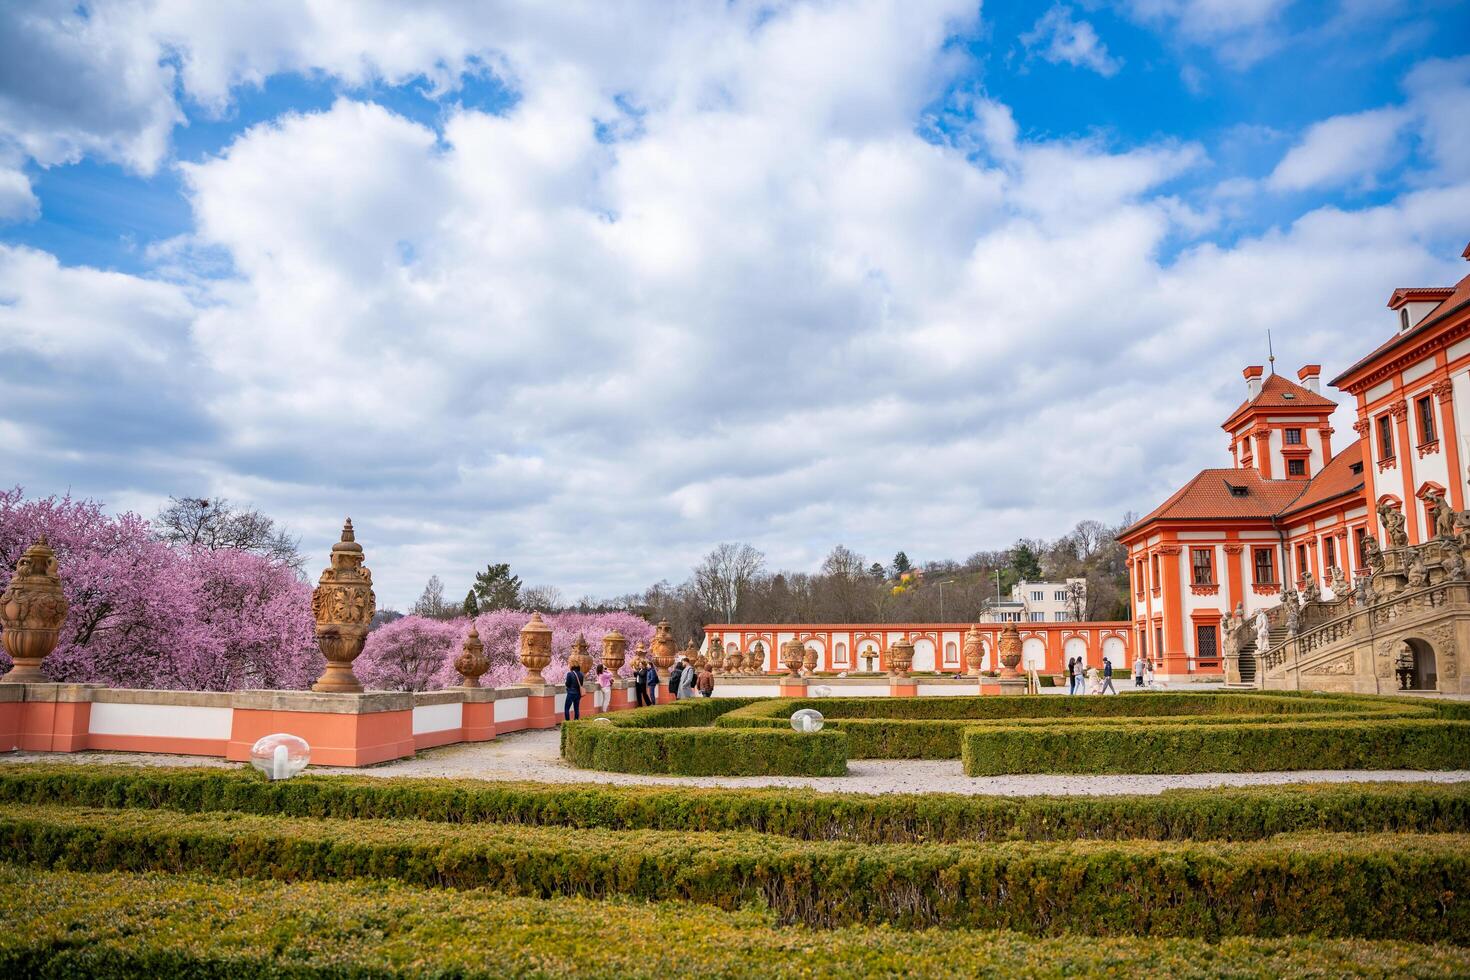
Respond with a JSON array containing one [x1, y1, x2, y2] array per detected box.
[[1021, 5, 1123, 77], [1122, 0, 1292, 66], [1267, 106, 1410, 192], [1, 0, 1469, 609], [0, 164, 37, 222]]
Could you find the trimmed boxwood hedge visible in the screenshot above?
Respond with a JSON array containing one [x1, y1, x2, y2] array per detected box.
[[961, 717, 1470, 776], [560, 698, 847, 775], [8, 867, 1470, 978], [1, 802, 1467, 937], [1, 764, 1467, 843]]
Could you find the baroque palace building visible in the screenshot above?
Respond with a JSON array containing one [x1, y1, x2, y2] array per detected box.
[[1120, 243, 1470, 680]]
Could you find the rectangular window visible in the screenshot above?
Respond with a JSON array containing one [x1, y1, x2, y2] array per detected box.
[[1253, 548, 1275, 584], [1031, 590, 1043, 602], [1029, 612, 1044, 622], [1195, 624, 1218, 661], [1054, 590, 1066, 601], [1054, 612, 1068, 622], [1191, 548, 1213, 585], [1287, 458, 1306, 476], [1296, 543, 1308, 580], [1417, 395, 1436, 445], [1355, 528, 1367, 568], [1323, 536, 1336, 572], [1154, 625, 1164, 659], [1284, 428, 1302, 445], [1377, 415, 1394, 460], [1150, 553, 1160, 587]]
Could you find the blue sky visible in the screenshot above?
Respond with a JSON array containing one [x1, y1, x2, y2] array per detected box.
[[1, 1, 1467, 607]]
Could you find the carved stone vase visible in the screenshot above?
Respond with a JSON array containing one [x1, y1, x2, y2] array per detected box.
[[0, 537, 69, 683], [601, 630, 627, 673], [963, 624, 985, 676], [997, 623, 1023, 677], [888, 637, 915, 677], [748, 641, 765, 672], [454, 625, 488, 687], [519, 612, 553, 683], [724, 646, 745, 674], [569, 633, 593, 674], [310, 520, 377, 693], [781, 638, 807, 676], [802, 643, 818, 674], [630, 640, 648, 674], [650, 620, 676, 672]]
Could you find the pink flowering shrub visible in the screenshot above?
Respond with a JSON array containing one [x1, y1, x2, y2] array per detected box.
[[0, 487, 317, 690], [356, 610, 656, 692]]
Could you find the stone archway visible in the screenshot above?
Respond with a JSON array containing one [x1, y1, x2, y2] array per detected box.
[[1395, 638, 1438, 691]]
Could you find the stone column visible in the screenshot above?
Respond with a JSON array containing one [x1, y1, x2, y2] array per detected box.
[[0, 537, 68, 684], [310, 520, 376, 694]]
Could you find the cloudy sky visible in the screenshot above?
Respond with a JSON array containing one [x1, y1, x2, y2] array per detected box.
[[1, 1, 1468, 607]]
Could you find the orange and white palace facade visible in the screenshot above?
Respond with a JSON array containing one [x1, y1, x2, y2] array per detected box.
[[1119, 242, 1470, 679]]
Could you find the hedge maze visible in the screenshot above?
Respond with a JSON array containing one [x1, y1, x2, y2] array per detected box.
[[563, 691, 1470, 777], [3, 694, 1470, 976]]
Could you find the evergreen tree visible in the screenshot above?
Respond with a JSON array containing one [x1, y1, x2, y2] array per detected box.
[[892, 551, 912, 576], [473, 562, 523, 611], [868, 562, 887, 581], [462, 589, 479, 617], [1009, 541, 1043, 581]]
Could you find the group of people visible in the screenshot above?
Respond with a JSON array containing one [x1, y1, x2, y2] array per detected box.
[[1064, 655, 1124, 695], [561, 662, 614, 721]]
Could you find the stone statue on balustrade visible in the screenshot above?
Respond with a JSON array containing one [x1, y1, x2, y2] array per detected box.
[[1301, 570, 1321, 605], [1377, 502, 1409, 549], [1254, 609, 1271, 652], [1428, 489, 1457, 540], [1282, 589, 1302, 635], [1329, 565, 1349, 599], [1223, 602, 1245, 659], [1447, 548, 1467, 582], [1363, 535, 1385, 574], [1407, 551, 1430, 589]]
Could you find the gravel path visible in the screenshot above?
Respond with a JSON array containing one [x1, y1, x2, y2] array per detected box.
[[6, 729, 1470, 797]]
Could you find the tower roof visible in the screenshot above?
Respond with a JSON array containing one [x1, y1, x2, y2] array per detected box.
[[1221, 372, 1336, 431]]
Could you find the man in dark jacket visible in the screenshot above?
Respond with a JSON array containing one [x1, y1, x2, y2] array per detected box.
[[633, 664, 648, 707], [564, 665, 583, 720], [645, 664, 658, 704], [1100, 659, 1117, 695]]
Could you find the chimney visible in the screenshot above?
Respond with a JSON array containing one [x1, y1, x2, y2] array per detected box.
[[1243, 365, 1264, 400], [1296, 364, 1321, 394]]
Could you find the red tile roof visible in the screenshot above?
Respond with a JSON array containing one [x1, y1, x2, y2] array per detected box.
[[1279, 443, 1365, 517], [1334, 268, 1470, 388], [1125, 444, 1365, 536], [1388, 287, 1455, 309], [1222, 372, 1336, 429]]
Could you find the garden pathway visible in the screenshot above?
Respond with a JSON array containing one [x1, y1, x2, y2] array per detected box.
[[7, 729, 1470, 796]]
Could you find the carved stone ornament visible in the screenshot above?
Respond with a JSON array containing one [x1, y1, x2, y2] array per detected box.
[[569, 633, 592, 674], [963, 624, 985, 676], [683, 639, 702, 670], [748, 640, 765, 672], [601, 630, 627, 673], [724, 644, 744, 674], [1303, 653, 1356, 676], [454, 625, 489, 687], [310, 519, 377, 693], [0, 536, 69, 683], [518, 611, 553, 683], [887, 637, 915, 677], [781, 637, 807, 676], [997, 623, 1023, 676], [650, 620, 676, 672], [802, 642, 818, 674]]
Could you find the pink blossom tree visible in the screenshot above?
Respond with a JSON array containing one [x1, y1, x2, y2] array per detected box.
[[356, 616, 462, 692]]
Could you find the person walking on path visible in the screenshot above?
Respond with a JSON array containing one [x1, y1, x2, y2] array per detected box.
[[1071, 656, 1086, 695], [697, 663, 714, 697], [564, 664, 584, 721], [668, 659, 684, 700], [1100, 658, 1117, 695], [677, 658, 697, 700], [646, 663, 659, 705], [634, 663, 649, 707], [1133, 653, 1147, 688], [1065, 657, 1075, 694]]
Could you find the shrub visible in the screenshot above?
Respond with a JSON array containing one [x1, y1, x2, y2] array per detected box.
[[1, 803, 1466, 938], [0, 765, 1467, 843], [7, 866, 1470, 977]]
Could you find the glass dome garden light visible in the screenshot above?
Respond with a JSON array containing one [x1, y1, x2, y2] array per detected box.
[[250, 733, 310, 780], [790, 708, 825, 733], [810, 685, 833, 698]]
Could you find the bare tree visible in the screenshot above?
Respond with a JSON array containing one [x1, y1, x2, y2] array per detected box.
[[1070, 519, 1107, 563], [154, 496, 303, 570], [522, 584, 564, 611], [412, 575, 453, 619], [694, 543, 766, 624]]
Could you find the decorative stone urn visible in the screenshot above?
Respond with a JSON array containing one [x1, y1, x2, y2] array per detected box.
[[569, 633, 592, 674], [724, 645, 745, 674], [519, 612, 553, 683], [630, 640, 649, 673], [779, 638, 805, 676], [454, 625, 488, 687], [963, 625, 985, 676], [0, 536, 69, 683], [650, 620, 676, 672], [888, 637, 915, 677], [802, 643, 818, 675], [601, 630, 627, 673], [683, 639, 701, 670], [747, 641, 765, 672], [310, 519, 377, 693], [997, 623, 1023, 677]]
